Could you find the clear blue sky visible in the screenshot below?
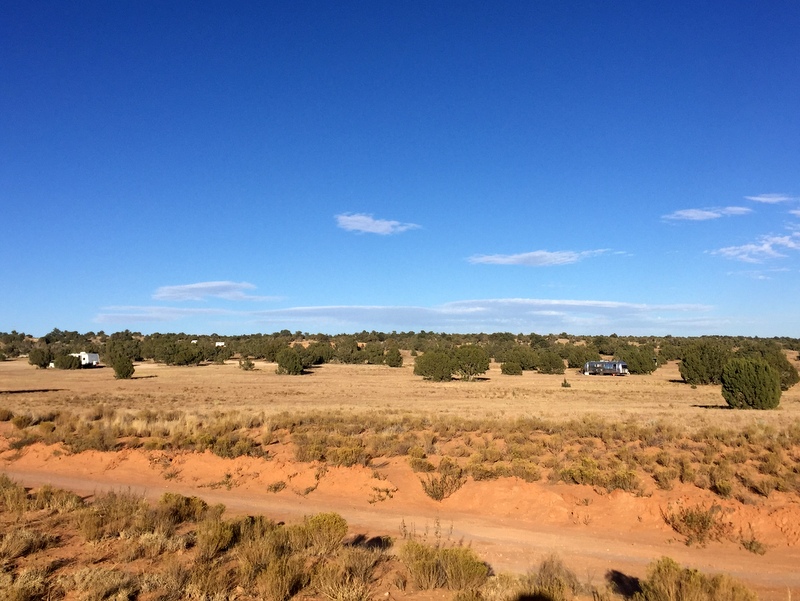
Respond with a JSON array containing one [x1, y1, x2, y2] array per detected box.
[[3, 1, 799, 337]]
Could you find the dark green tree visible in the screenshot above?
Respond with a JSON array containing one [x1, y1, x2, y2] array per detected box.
[[616, 344, 658, 374], [276, 347, 304, 375], [335, 337, 362, 364], [28, 347, 52, 369], [721, 357, 781, 410], [501, 361, 523, 375], [564, 344, 601, 369], [454, 345, 490, 381], [413, 350, 456, 382], [536, 350, 565, 374], [679, 340, 732, 385], [735, 341, 799, 391], [112, 355, 135, 379], [384, 346, 403, 368], [53, 354, 81, 370]]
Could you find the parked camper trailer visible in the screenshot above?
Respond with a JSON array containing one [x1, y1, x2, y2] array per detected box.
[[70, 352, 100, 367], [583, 360, 629, 376]]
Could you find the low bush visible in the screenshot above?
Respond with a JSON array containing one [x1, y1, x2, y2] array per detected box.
[[635, 556, 756, 601], [305, 512, 348, 556], [501, 361, 522, 375], [661, 503, 732, 546]]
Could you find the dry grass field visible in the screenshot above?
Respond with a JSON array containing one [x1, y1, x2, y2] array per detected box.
[[1, 355, 800, 600]]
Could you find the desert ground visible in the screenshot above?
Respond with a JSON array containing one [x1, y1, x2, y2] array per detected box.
[[1, 355, 799, 600]]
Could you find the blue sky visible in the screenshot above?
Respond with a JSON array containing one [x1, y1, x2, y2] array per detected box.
[[2, 1, 799, 337]]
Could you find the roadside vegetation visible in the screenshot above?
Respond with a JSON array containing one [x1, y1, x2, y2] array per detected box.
[[2, 405, 799, 505], [0, 476, 757, 601]]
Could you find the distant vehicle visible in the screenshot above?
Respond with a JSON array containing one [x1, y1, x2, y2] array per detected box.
[[583, 360, 629, 376], [70, 352, 100, 367]]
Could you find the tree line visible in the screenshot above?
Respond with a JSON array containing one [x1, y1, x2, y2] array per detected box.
[[2, 329, 798, 404]]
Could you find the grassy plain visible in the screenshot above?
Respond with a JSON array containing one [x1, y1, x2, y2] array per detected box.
[[1, 355, 800, 600]]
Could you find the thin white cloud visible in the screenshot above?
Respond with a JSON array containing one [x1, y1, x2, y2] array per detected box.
[[96, 306, 235, 323], [789, 210, 800, 217], [714, 233, 800, 263], [95, 297, 716, 335], [662, 206, 751, 221], [468, 249, 609, 266], [153, 281, 276, 302], [745, 193, 795, 204], [335, 213, 420, 235]]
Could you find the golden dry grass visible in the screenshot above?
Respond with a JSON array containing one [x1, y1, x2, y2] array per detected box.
[[2, 356, 799, 432]]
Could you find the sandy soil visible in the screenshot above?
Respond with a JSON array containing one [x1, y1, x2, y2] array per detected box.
[[2, 357, 800, 599]]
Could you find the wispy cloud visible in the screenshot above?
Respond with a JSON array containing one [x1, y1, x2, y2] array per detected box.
[[789, 209, 800, 217], [745, 193, 795, 204], [153, 281, 276, 302], [335, 213, 420, 235], [96, 306, 234, 323], [95, 297, 717, 335], [468, 249, 609, 266], [662, 207, 751, 221], [714, 233, 800, 263], [726, 267, 791, 281]]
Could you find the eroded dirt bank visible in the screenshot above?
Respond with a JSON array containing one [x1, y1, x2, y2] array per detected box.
[[2, 442, 799, 600]]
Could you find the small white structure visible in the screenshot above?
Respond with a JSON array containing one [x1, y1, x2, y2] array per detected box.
[[215, 341, 225, 347], [70, 352, 100, 367]]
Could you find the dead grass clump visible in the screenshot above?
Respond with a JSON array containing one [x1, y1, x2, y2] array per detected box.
[[313, 558, 372, 601], [635, 556, 756, 601], [255, 556, 308, 601], [63, 567, 140, 601], [157, 492, 209, 524], [1, 567, 49, 601], [186, 560, 234, 600], [195, 516, 237, 561], [518, 554, 582, 601], [0, 528, 54, 560], [0, 475, 28, 515], [661, 503, 733, 547], [73, 489, 150, 541], [0, 407, 13, 421], [31, 484, 84, 513]]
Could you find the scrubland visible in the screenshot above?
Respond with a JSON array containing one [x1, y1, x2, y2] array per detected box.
[[1, 356, 799, 600]]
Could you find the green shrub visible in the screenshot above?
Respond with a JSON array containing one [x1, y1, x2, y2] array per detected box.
[[501, 361, 523, 375], [27, 347, 52, 369], [721, 357, 781, 410], [679, 340, 731, 385], [53, 354, 81, 370], [413, 350, 456, 382], [536, 350, 565, 374], [735, 340, 799, 391], [385, 346, 403, 368], [239, 358, 255, 371], [616, 344, 658, 374], [276, 347, 304, 375], [112, 355, 135, 379]]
